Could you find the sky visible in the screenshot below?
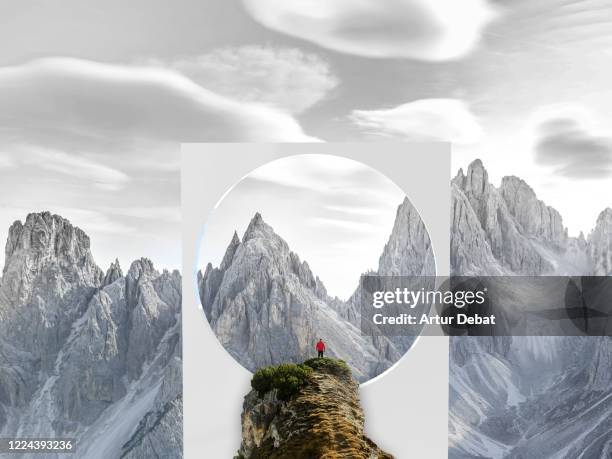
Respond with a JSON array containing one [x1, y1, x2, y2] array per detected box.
[[199, 154, 407, 299], [0, 147, 180, 272], [1, 0, 612, 270]]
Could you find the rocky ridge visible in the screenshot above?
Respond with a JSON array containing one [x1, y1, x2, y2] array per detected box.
[[0, 212, 182, 459], [451, 159, 608, 276], [238, 359, 393, 459]]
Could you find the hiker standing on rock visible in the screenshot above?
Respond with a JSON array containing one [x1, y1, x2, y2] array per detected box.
[[316, 338, 326, 358]]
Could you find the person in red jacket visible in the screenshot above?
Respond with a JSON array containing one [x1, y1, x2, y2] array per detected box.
[[316, 338, 326, 358]]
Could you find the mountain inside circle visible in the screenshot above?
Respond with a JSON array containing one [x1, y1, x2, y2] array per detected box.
[[199, 196, 435, 382]]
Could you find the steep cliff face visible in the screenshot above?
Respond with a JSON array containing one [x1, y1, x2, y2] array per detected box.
[[119, 319, 183, 459], [0, 213, 182, 458], [450, 182, 502, 276], [449, 161, 612, 458], [238, 359, 393, 459], [452, 161, 556, 274], [200, 198, 435, 382], [340, 197, 436, 328], [103, 258, 123, 286], [499, 176, 566, 246], [589, 207, 612, 275], [0, 213, 103, 373], [377, 197, 434, 277]]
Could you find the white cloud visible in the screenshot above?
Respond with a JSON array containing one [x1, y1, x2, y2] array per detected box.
[[161, 46, 338, 114], [308, 216, 379, 233], [350, 98, 483, 144], [242, 0, 496, 61], [249, 154, 365, 190], [97, 206, 181, 223], [324, 204, 385, 217], [20, 147, 130, 191], [0, 154, 16, 169], [0, 57, 318, 145]]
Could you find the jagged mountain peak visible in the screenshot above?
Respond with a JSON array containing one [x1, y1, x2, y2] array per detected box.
[[501, 174, 534, 195], [469, 158, 485, 169], [500, 174, 567, 245], [220, 231, 241, 270], [200, 198, 434, 381], [451, 158, 612, 276], [127, 257, 158, 280], [0, 212, 182, 456], [1, 211, 102, 305], [5, 211, 93, 269], [243, 211, 269, 240], [227, 213, 319, 292], [378, 196, 435, 276], [588, 206, 612, 275], [452, 159, 490, 198], [465, 158, 489, 192], [596, 207, 612, 221], [103, 258, 123, 286]]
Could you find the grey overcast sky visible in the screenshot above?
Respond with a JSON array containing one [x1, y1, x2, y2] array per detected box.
[[199, 154, 407, 299], [1, 0, 612, 270]]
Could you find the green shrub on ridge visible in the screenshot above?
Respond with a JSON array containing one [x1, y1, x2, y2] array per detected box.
[[251, 363, 312, 401]]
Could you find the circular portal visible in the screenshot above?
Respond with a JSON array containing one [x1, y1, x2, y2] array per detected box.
[[197, 154, 435, 383]]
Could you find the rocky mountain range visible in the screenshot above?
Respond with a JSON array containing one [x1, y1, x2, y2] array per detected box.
[[449, 160, 612, 458], [0, 212, 182, 458], [199, 197, 435, 382]]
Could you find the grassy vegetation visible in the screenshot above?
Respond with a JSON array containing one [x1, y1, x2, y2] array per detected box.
[[303, 357, 351, 378], [251, 363, 313, 401]]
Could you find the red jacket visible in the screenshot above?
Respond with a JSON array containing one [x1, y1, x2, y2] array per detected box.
[[316, 341, 325, 351]]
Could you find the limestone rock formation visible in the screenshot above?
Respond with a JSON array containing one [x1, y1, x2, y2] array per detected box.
[[200, 213, 390, 381], [452, 160, 556, 274], [378, 197, 435, 277], [450, 182, 502, 276], [237, 359, 393, 459], [449, 160, 612, 458], [200, 197, 435, 382], [0, 212, 182, 459], [0, 213, 103, 373], [103, 258, 123, 286], [588, 207, 612, 275], [499, 176, 566, 246]]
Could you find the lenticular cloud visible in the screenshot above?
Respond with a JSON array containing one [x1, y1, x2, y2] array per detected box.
[[242, 0, 496, 61], [350, 99, 483, 144]]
